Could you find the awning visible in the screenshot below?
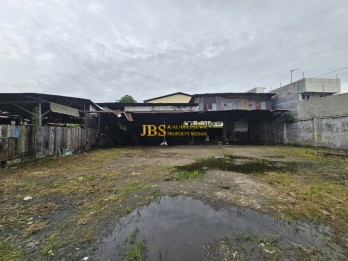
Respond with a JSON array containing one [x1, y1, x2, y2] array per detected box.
[[50, 102, 79, 117]]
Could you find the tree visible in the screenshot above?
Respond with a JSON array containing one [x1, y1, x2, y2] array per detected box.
[[31, 106, 40, 126], [118, 95, 137, 103]]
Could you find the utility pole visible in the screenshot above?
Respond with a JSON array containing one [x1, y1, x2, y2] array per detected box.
[[290, 68, 299, 83]]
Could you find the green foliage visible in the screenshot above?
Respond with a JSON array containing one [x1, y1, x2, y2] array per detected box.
[[125, 228, 147, 261], [65, 123, 81, 128], [118, 95, 137, 103], [121, 181, 147, 199], [174, 169, 204, 180], [281, 113, 295, 123], [129, 228, 139, 245], [31, 106, 40, 126]]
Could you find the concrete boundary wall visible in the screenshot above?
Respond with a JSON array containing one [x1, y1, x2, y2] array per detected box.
[[272, 116, 348, 149], [297, 93, 348, 119]]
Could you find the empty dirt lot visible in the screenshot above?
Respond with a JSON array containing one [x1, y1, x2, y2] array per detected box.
[[0, 145, 347, 260]]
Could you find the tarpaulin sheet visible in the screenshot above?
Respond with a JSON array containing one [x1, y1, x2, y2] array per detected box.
[[50, 102, 79, 117]]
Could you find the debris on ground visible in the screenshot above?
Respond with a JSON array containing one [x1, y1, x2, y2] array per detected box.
[[58, 148, 77, 157]]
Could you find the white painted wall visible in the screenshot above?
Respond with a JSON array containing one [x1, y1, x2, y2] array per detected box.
[[304, 78, 340, 93]]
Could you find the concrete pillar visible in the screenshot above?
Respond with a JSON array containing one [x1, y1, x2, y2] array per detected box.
[[283, 122, 288, 144], [313, 118, 317, 148]]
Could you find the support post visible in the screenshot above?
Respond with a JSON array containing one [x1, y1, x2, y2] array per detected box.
[[223, 115, 227, 141], [38, 101, 42, 126], [313, 118, 318, 148], [85, 112, 88, 129], [283, 122, 288, 144]]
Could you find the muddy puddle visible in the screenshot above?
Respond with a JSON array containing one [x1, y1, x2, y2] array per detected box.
[[94, 196, 342, 261], [175, 155, 312, 175]]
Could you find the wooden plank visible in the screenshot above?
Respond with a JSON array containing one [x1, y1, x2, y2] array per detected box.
[[17, 126, 25, 158], [27, 126, 36, 157], [42, 126, 49, 156], [81, 128, 86, 150], [78, 128, 83, 150], [66, 128, 70, 149], [48, 127, 55, 155], [1, 124, 114, 161], [7, 137, 15, 160], [35, 127, 42, 157], [55, 127, 63, 155]]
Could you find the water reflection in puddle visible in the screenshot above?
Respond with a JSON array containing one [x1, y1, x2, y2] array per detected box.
[[94, 196, 340, 261]]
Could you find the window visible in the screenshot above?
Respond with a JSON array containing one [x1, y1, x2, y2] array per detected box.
[[302, 94, 310, 100]]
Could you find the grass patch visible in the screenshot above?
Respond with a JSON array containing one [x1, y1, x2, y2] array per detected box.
[[299, 181, 347, 221], [23, 221, 47, 237], [236, 232, 279, 246], [0, 241, 22, 261], [115, 180, 148, 201], [260, 172, 348, 223], [258, 167, 348, 251], [50, 179, 91, 195], [263, 172, 293, 186], [41, 226, 96, 258], [296, 245, 321, 261], [262, 155, 286, 159], [293, 148, 319, 160], [174, 169, 204, 180], [124, 228, 147, 261], [235, 232, 282, 260], [41, 232, 65, 257]]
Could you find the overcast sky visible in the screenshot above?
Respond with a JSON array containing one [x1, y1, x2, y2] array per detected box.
[[0, 0, 347, 102]]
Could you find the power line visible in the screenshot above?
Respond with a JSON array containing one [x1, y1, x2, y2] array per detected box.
[[312, 66, 348, 78], [273, 66, 348, 90]]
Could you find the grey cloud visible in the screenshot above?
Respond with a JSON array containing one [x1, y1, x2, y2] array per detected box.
[[0, 0, 347, 101]]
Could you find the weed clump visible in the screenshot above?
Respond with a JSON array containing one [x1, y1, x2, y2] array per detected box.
[[124, 228, 147, 261], [23, 221, 47, 237], [0, 241, 22, 261], [174, 169, 204, 180]]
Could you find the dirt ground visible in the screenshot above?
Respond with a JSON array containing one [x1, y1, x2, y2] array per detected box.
[[0, 145, 347, 260]]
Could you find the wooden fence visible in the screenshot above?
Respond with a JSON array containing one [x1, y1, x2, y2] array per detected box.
[[0, 125, 115, 163]]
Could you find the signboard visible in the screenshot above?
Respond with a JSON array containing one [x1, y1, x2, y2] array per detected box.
[[140, 124, 208, 137]]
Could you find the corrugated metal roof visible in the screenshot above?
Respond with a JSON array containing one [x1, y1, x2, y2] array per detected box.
[[143, 92, 191, 102]]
